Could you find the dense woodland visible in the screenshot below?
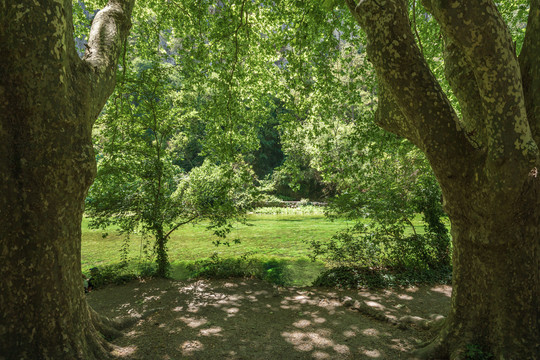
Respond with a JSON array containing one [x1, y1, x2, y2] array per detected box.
[[0, 0, 538, 359]]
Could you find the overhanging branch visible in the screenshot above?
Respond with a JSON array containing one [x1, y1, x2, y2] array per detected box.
[[427, 0, 538, 176], [345, 0, 474, 179]]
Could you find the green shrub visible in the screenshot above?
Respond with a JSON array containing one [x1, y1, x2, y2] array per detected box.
[[188, 253, 290, 286], [309, 226, 450, 272], [313, 266, 386, 289], [464, 344, 494, 360], [187, 253, 256, 279], [84, 263, 137, 290], [261, 259, 289, 286], [313, 265, 452, 289]]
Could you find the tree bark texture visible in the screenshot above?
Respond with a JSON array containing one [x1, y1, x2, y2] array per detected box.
[[0, 0, 134, 358], [346, 0, 539, 358]]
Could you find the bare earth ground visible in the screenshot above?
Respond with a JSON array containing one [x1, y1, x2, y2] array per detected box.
[[87, 278, 451, 359]]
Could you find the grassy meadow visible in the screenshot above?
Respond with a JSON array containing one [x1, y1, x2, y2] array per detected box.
[[81, 207, 430, 285]]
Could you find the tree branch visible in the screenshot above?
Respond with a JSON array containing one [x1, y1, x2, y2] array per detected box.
[[442, 36, 486, 149], [345, 0, 474, 180], [79, 0, 135, 119], [519, 0, 540, 146], [164, 215, 199, 240], [375, 83, 421, 148], [426, 0, 538, 178]]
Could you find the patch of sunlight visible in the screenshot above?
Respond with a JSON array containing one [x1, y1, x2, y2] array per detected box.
[[199, 326, 222, 336], [361, 328, 380, 337], [282, 331, 333, 351], [312, 351, 331, 359], [224, 307, 239, 317], [180, 316, 208, 328], [430, 285, 452, 297], [397, 293, 414, 300], [142, 295, 161, 303], [112, 345, 137, 357], [334, 344, 350, 354], [125, 330, 141, 338], [252, 290, 270, 296], [361, 348, 382, 358], [178, 280, 210, 294], [293, 319, 312, 328], [180, 340, 204, 356], [282, 330, 351, 357], [365, 300, 386, 311], [293, 295, 310, 302], [358, 291, 382, 301]]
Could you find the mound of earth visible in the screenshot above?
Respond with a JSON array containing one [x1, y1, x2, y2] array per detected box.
[[87, 278, 451, 359]]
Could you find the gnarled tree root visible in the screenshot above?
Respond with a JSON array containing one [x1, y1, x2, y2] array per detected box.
[[341, 296, 446, 331], [87, 305, 163, 359]]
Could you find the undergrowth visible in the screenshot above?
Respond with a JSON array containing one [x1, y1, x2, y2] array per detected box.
[[464, 344, 494, 360], [84, 253, 293, 289], [187, 253, 290, 286], [313, 265, 452, 289]]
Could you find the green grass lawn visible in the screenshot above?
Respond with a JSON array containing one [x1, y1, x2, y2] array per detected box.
[[82, 213, 351, 284], [81, 210, 432, 285]]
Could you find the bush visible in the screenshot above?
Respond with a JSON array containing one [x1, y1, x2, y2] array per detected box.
[[83, 264, 138, 290], [188, 253, 290, 286], [313, 265, 452, 289], [309, 226, 451, 271], [261, 259, 289, 286], [465, 344, 494, 360]]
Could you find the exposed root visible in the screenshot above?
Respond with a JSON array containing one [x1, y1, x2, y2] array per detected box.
[[409, 324, 473, 360], [410, 336, 448, 360], [340, 296, 446, 331], [89, 306, 164, 340], [86, 306, 165, 359], [89, 307, 124, 340]]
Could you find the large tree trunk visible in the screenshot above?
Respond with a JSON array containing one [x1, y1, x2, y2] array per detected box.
[[345, 0, 540, 358], [417, 180, 540, 358], [0, 1, 134, 358]]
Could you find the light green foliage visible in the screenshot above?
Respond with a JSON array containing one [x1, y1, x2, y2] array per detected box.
[[495, 0, 530, 54], [187, 253, 290, 286], [173, 158, 259, 243], [86, 55, 258, 276], [78, 0, 529, 284], [252, 205, 325, 216], [309, 145, 451, 271]]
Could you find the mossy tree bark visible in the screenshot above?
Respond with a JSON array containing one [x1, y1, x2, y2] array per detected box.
[[0, 0, 135, 358], [345, 0, 539, 358]]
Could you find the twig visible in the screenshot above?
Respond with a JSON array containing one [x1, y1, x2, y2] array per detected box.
[[412, 0, 424, 55]]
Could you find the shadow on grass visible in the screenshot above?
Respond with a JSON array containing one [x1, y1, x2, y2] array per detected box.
[[87, 278, 451, 359]]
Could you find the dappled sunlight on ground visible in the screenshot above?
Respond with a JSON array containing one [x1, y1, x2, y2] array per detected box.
[[88, 279, 451, 359]]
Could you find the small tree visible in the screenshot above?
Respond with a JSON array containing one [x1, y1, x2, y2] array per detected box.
[[86, 62, 258, 276]]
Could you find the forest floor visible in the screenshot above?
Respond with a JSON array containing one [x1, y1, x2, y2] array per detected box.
[[87, 278, 451, 360]]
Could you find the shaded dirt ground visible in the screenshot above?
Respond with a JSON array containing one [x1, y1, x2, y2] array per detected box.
[[87, 278, 451, 359]]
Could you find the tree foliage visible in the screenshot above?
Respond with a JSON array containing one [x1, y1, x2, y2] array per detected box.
[[71, 1, 537, 356], [85, 52, 259, 277]]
